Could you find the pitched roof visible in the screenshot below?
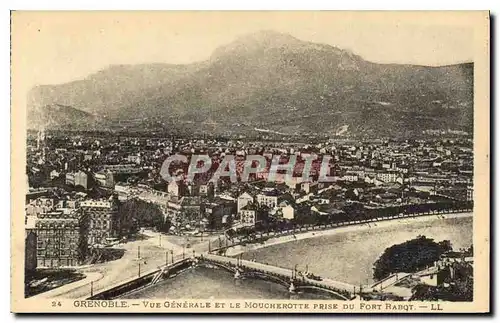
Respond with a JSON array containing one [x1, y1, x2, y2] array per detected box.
[[239, 192, 253, 199]]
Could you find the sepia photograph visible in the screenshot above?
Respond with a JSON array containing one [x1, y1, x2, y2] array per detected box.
[[10, 10, 490, 313]]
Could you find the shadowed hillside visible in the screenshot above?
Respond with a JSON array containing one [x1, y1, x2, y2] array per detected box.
[[28, 30, 473, 137]]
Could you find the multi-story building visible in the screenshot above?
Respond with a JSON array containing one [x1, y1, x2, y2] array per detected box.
[[56, 199, 78, 209], [256, 192, 278, 208], [300, 182, 318, 194], [95, 164, 144, 188], [27, 197, 55, 210], [166, 199, 182, 224], [34, 210, 86, 268], [94, 170, 115, 188], [395, 166, 409, 174], [186, 182, 214, 198], [26, 197, 55, 228], [137, 187, 170, 205], [467, 186, 474, 201], [343, 174, 359, 182], [127, 154, 141, 164], [101, 164, 141, 173], [65, 170, 88, 189], [240, 205, 257, 226], [114, 183, 133, 201], [376, 171, 399, 183], [198, 184, 211, 197], [204, 199, 236, 230], [25, 229, 37, 271], [26, 198, 54, 218], [237, 192, 254, 213], [80, 198, 118, 246]]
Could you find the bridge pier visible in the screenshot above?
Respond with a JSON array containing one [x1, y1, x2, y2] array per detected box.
[[199, 255, 359, 300], [190, 257, 199, 267]]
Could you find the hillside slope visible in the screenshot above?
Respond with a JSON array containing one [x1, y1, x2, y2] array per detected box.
[[27, 30, 473, 136]]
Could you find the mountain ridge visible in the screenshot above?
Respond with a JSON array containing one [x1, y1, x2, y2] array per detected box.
[[27, 31, 474, 137]]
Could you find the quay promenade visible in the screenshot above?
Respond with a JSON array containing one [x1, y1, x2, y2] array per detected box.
[[32, 211, 470, 300]]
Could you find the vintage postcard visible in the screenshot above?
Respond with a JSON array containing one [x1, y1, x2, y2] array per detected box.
[[10, 11, 490, 313]]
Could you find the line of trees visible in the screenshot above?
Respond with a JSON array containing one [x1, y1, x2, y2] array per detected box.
[[225, 200, 473, 241], [117, 199, 168, 236]]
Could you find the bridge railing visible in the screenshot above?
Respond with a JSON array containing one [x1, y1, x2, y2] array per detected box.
[[200, 254, 356, 299]]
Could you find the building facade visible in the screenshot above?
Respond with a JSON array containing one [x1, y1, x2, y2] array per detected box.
[[466, 186, 474, 201], [237, 192, 254, 213], [80, 198, 118, 246], [94, 170, 115, 188], [65, 170, 88, 189], [376, 171, 399, 183], [34, 210, 86, 268], [256, 193, 278, 208], [25, 229, 37, 271], [240, 206, 257, 226]]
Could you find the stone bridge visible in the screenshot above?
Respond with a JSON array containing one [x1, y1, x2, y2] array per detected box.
[[199, 254, 356, 300]]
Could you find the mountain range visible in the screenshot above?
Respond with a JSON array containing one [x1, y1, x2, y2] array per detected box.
[[27, 30, 474, 137]]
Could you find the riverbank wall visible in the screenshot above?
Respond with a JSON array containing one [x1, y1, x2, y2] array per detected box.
[[88, 258, 193, 300], [223, 210, 473, 257]]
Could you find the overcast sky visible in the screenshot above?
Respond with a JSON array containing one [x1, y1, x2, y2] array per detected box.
[[13, 11, 475, 91]]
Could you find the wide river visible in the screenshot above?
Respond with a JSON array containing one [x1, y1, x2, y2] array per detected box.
[[124, 215, 472, 299]]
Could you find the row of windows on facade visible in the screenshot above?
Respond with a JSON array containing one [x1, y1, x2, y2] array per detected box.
[[35, 224, 79, 229], [90, 220, 111, 229], [37, 239, 78, 249], [83, 209, 116, 214], [36, 233, 79, 240], [37, 250, 78, 257], [37, 259, 79, 266], [35, 218, 111, 228]]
